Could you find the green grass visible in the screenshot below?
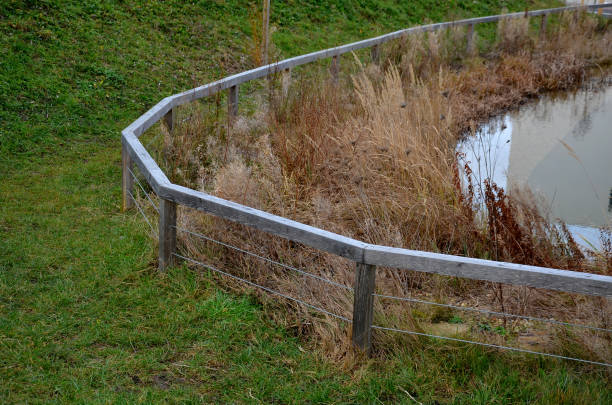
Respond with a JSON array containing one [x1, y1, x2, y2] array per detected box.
[[2, 0, 611, 403]]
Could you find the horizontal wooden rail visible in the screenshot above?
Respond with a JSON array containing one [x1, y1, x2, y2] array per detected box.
[[151, 183, 611, 297], [364, 246, 612, 297], [121, 131, 170, 195], [157, 183, 367, 261]]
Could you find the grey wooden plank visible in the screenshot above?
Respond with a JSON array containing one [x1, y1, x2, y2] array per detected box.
[[589, 3, 612, 13], [159, 198, 177, 271], [121, 131, 170, 195], [157, 183, 367, 261], [363, 245, 612, 297], [125, 96, 175, 137], [352, 262, 376, 353], [596, 1, 612, 16]]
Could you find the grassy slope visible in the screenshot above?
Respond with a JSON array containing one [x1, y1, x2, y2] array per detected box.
[[2, 0, 610, 403]]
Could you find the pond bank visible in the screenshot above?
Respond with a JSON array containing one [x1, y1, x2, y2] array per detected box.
[[458, 82, 612, 250]]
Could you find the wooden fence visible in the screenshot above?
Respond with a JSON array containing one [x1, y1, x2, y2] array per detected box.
[[122, 4, 612, 353]]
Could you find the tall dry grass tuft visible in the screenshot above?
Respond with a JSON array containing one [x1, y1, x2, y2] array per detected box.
[[386, 26, 467, 82], [497, 13, 532, 53], [156, 12, 612, 364], [247, 4, 264, 67]]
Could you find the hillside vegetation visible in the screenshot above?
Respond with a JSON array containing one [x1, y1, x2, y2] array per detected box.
[[3, 1, 611, 403]]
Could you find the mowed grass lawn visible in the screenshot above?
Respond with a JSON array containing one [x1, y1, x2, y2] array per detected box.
[[1, 1, 610, 403]]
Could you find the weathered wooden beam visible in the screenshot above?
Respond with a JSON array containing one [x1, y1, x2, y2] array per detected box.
[[228, 85, 239, 119], [150, 183, 612, 297], [121, 144, 134, 211], [159, 198, 177, 271], [122, 131, 171, 195], [125, 96, 176, 137], [352, 262, 376, 353], [364, 245, 612, 297], [158, 183, 367, 261]]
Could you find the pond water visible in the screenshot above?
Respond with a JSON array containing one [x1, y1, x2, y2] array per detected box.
[[458, 84, 612, 250]]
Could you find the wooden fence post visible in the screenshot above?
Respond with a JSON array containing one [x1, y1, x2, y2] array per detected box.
[[352, 262, 376, 353], [159, 198, 177, 272], [598, 0, 604, 15], [228, 85, 239, 120], [121, 144, 134, 212], [540, 14, 548, 40], [466, 23, 475, 54], [164, 108, 174, 131], [281, 68, 291, 98], [371, 44, 380, 65], [330, 55, 340, 83]]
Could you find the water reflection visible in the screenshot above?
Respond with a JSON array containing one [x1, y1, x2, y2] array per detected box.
[[458, 85, 612, 249]]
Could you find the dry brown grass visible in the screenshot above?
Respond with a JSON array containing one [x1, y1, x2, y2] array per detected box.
[[497, 12, 531, 54], [155, 11, 612, 365]]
